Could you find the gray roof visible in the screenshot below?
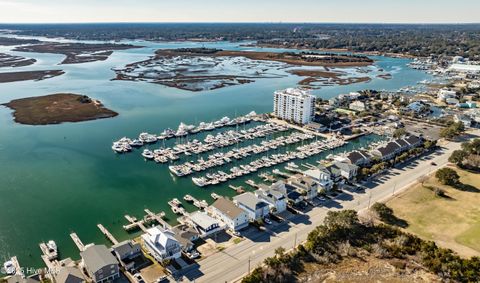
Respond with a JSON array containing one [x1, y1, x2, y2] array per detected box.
[[80, 245, 118, 273], [347, 150, 370, 164], [333, 161, 358, 172], [55, 267, 85, 283], [404, 135, 422, 145], [172, 224, 198, 248], [376, 141, 401, 156], [290, 175, 316, 188], [112, 240, 140, 258], [234, 192, 268, 211], [212, 198, 246, 219]]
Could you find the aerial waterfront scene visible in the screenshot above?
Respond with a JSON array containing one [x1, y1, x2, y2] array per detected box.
[[1, 1, 480, 283]]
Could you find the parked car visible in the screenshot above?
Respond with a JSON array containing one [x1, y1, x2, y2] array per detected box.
[[187, 250, 200, 259], [430, 162, 437, 166], [264, 218, 272, 225], [156, 275, 168, 283]]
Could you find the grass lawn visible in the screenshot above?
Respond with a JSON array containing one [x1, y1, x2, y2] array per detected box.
[[386, 166, 480, 257]]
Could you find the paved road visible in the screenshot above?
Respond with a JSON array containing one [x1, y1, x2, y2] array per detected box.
[[177, 131, 478, 283]]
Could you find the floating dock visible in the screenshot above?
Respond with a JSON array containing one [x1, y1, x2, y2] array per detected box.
[[39, 242, 58, 261], [97, 224, 119, 245]]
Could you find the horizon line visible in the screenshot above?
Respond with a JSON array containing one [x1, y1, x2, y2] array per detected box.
[[0, 21, 480, 25]]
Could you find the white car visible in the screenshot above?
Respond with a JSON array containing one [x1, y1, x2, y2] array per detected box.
[[264, 218, 272, 225], [187, 250, 200, 259]]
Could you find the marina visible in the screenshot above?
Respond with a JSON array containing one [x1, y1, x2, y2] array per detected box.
[[169, 130, 313, 177], [0, 36, 429, 268], [111, 112, 261, 154], [191, 137, 346, 187]]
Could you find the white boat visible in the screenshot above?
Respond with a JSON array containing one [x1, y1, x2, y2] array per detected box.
[[129, 139, 143, 147], [47, 240, 57, 253], [184, 194, 194, 202], [112, 143, 124, 153], [142, 149, 154, 160], [3, 260, 15, 275], [192, 177, 207, 187]]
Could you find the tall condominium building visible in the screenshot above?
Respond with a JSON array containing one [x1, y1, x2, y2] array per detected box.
[[273, 88, 316, 124]]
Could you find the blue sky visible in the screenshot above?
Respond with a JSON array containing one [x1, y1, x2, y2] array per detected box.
[[0, 0, 478, 23]]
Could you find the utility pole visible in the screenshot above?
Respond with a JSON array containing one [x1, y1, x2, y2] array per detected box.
[[248, 256, 251, 274]]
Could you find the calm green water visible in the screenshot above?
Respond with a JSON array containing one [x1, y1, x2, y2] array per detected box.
[[0, 39, 430, 268]]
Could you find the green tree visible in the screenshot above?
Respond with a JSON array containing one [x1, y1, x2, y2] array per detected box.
[[435, 168, 460, 186], [393, 128, 407, 138], [462, 139, 480, 155], [371, 202, 394, 222], [448, 150, 468, 166]]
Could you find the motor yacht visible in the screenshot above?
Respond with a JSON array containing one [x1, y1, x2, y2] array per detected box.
[[3, 260, 15, 275], [142, 149, 154, 160]]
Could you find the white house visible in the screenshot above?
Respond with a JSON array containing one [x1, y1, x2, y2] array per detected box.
[[233, 192, 270, 221], [437, 89, 457, 101], [255, 181, 287, 214], [210, 198, 249, 232], [288, 175, 318, 200], [349, 101, 366, 112], [302, 166, 333, 192], [142, 227, 182, 262], [188, 211, 223, 237]]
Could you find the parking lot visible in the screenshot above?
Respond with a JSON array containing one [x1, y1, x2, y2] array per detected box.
[[402, 119, 443, 140]]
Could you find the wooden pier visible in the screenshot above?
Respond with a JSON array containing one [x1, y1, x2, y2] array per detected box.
[[245, 179, 259, 188], [123, 214, 149, 233], [229, 185, 245, 194], [97, 224, 119, 245], [272, 169, 293, 178], [301, 162, 316, 169], [144, 209, 170, 229], [259, 173, 276, 182], [70, 232, 85, 252], [39, 242, 58, 261], [11, 256, 24, 278]]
